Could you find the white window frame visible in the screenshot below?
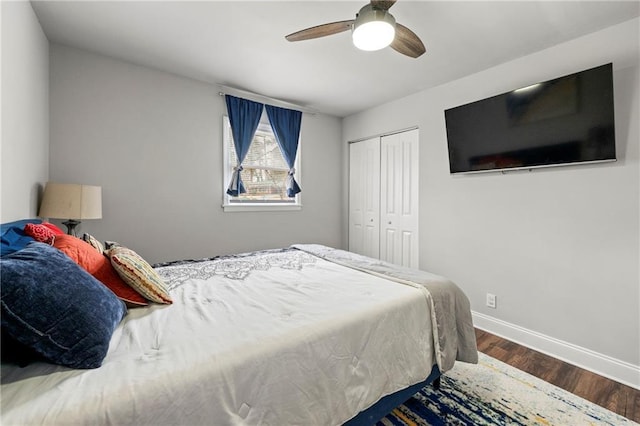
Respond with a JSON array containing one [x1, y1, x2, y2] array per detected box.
[[222, 115, 302, 212]]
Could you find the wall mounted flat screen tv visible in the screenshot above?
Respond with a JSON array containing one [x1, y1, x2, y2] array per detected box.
[[444, 63, 616, 174]]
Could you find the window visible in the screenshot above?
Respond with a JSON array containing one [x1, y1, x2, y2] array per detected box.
[[223, 115, 301, 211]]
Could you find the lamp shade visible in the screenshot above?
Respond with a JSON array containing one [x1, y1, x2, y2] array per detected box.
[[39, 183, 102, 220]]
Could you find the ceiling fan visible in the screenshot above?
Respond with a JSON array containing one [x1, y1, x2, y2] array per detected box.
[[285, 0, 426, 58]]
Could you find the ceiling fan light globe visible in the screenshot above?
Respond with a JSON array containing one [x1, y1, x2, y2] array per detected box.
[[352, 5, 396, 51], [353, 21, 395, 51]]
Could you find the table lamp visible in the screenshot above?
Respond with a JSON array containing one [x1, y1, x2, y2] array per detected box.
[[38, 182, 102, 236]]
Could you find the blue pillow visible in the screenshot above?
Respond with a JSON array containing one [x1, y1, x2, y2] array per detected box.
[[0, 219, 42, 257], [1, 242, 127, 369], [1, 327, 45, 367]]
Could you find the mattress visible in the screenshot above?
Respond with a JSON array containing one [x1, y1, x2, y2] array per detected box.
[[1, 246, 445, 425]]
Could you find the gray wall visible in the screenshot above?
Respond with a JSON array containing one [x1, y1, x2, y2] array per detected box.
[[7, 2, 637, 386], [343, 19, 639, 383], [1, 1, 49, 222], [49, 45, 344, 264]]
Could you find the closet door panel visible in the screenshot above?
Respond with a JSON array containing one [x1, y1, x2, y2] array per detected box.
[[349, 137, 380, 259], [348, 144, 364, 255], [380, 129, 419, 268]]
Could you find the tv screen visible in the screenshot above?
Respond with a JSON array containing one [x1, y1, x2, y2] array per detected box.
[[444, 63, 616, 174]]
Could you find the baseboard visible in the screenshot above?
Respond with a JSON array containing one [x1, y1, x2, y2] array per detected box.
[[472, 311, 640, 390]]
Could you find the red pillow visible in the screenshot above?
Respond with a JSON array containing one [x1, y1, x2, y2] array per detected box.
[[41, 222, 64, 235], [53, 235, 148, 307], [24, 223, 56, 244]]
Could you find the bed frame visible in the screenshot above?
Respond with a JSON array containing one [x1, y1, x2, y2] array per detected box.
[[346, 365, 441, 425]]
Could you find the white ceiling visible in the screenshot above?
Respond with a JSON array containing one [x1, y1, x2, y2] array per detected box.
[[31, 0, 640, 117]]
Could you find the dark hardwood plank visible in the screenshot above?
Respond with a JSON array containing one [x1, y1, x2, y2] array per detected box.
[[475, 328, 640, 423]]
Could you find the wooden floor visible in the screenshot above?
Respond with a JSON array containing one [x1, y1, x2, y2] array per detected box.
[[475, 329, 640, 423]]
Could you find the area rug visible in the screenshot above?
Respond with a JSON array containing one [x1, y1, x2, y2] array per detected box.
[[378, 352, 637, 426]]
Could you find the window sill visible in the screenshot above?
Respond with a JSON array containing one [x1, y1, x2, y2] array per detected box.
[[222, 203, 302, 213]]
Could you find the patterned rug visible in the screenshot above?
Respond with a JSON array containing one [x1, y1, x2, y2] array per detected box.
[[378, 353, 637, 426]]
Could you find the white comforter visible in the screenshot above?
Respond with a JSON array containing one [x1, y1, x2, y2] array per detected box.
[[2, 248, 439, 425]]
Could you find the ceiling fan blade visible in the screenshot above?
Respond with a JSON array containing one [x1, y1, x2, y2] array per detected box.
[[285, 20, 354, 42], [370, 0, 397, 11], [390, 23, 426, 58]]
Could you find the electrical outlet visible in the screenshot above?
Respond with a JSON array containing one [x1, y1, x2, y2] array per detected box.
[[486, 293, 497, 309]]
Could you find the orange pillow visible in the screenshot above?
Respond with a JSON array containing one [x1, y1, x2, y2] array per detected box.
[[53, 235, 148, 307], [42, 222, 64, 235]]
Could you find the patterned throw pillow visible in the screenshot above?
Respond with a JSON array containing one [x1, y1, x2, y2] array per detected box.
[[24, 223, 56, 244], [54, 235, 148, 307], [104, 241, 121, 250], [107, 246, 172, 304], [82, 233, 105, 254]]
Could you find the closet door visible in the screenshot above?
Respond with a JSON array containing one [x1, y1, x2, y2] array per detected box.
[[349, 137, 380, 259], [380, 129, 419, 268]]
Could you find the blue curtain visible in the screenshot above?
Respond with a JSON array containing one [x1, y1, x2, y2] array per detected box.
[[225, 95, 264, 196], [265, 104, 302, 197]]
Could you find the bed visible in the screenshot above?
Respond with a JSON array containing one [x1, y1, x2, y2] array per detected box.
[[1, 222, 477, 425]]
